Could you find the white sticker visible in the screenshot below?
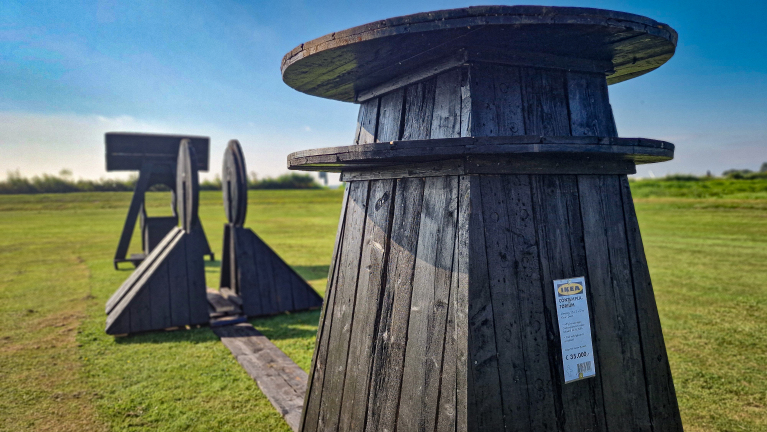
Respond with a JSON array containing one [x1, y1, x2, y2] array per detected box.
[[553, 276, 596, 383]]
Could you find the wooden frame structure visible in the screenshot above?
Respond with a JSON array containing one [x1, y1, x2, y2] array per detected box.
[[106, 132, 215, 268], [282, 6, 683, 432], [219, 140, 323, 317], [105, 140, 209, 335]]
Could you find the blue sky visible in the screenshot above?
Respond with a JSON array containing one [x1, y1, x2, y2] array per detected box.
[[2, 0, 766, 181]]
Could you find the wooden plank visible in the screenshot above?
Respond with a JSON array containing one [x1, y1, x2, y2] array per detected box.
[[214, 323, 307, 432], [316, 180, 370, 431], [235, 228, 263, 317], [436, 221, 459, 432], [455, 175, 470, 432], [618, 176, 683, 432], [397, 176, 458, 431], [520, 67, 571, 136], [355, 98, 380, 145], [375, 89, 405, 142], [365, 177, 425, 432], [128, 278, 153, 333], [479, 175, 532, 430], [113, 165, 151, 264], [251, 231, 278, 315], [567, 71, 618, 137], [530, 174, 606, 432], [185, 232, 209, 325], [270, 237, 297, 311], [503, 174, 558, 430], [168, 231, 191, 327], [206, 289, 239, 314], [339, 179, 396, 431], [465, 175, 504, 431], [578, 174, 651, 431], [401, 78, 437, 141], [149, 261, 172, 330], [219, 224, 233, 290], [300, 187, 350, 432], [105, 132, 210, 171], [431, 69, 463, 139]]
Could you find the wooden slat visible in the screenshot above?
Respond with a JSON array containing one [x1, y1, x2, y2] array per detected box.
[[316, 181, 370, 431], [364, 177, 425, 432], [339, 179, 396, 431], [214, 323, 307, 432], [435, 214, 459, 432], [455, 175, 470, 432], [219, 224, 233, 290], [300, 187, 350, 432], [431, 69, 462, 139], [376, 88, 404, 142], [270, 238, 297, 311], [530, 175, 606, 432], [355, 98, 380, 145], [149, 261, 172, 330], [466, 176, 504, 430], [578, 174, 651, 431], [567, 71, 618, 137], [129, 278, 153, 333], [504, 174, 558, 430], [235, 228, 263, 316], [520, 67, 571, 136], [401, 78, 437, 141], [252, 231, 278, 314], [185, 232, 210, 325], [618, 176, 683, 432], [397, 176, 458, 431], [480, 175, 532, 429]]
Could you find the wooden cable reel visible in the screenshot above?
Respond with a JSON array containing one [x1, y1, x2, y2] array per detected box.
[[176, 139, 200, 232]]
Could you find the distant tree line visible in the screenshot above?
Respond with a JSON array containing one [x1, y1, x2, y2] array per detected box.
[[0, 170, 322, 194]]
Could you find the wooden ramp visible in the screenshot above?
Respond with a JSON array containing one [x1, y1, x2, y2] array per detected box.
[[213, 323, 307, 432]]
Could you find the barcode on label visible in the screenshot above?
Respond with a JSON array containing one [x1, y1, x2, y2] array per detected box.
[[577, 361, 592, 374]]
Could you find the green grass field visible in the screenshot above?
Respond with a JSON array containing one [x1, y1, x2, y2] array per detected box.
[[0, 186, 765, 431]]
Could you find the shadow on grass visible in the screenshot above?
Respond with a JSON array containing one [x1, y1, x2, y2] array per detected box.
[[204, 259, 221, 269], [292, 265, 329, 281], [114, 308, 321, 344]]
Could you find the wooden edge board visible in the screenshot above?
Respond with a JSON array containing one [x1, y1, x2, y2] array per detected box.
[[213, 323, 308, 432]]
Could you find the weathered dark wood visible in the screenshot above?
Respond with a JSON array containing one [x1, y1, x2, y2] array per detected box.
[[567, 71, 619, 137], [531, 175, 607, 432], [177, 139, 200, 232], [288, 136, 673, 172], [578, 175, 651, 431], [313, 181, 369, 431], [355, 99, 379, 145], [521, 68, 570, 136], [148, 261, 172, 330], [339, 179, 395, 431], [364, 177, 425, 432], [113, 163, 153, 268], [619, 176, 683, 432], [105, 132, 209, 171], [454, 176, 470, 432], [375, 88, 404, 142], [168, 231, 191, 327], [222, 140, 248, 226], [282, 6, 677, 101], [401, 78, 437, 141], [214, 323, 307, 431], [431, 69, 463, 139]]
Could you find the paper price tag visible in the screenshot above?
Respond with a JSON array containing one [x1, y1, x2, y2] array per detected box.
[[554, 276, 596, 383]]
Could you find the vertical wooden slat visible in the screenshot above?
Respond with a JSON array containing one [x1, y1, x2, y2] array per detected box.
[[219, 224, 232, 290], [168, 234, 191, 327], [270, 240, 296, 311], [236, 229, 262, 316], [455, 175, 470, 432], [377, 89, 405, 142], [300, 188, 350, 432], [436, 226, 459, 432], [397, 176, 459, 431], [520, 67, 570, 136], [619, 176, 684, 432], [469, 63, 525, 137], [567, 71, 618, 137], [365, 177, 425, 432], [129, 283, 152, 333], [401, 78, 437, 141], [252, 232, 277, 315], [466, 176, 505, 431], [355, 98, 380, 145], [480, 175, 532, 430], [578, 174, 652, 432], [531, 175, 606, 432], [186, 233, 209, 325], [504, 174, 558, 431], [149, 261, 172, 330], [431, 69, 463, 139], [317, 180, 370, 431], [339, 179, 396, 431]]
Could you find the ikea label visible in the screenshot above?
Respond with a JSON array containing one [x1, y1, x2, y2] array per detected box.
[[554, 276, 596, 383]]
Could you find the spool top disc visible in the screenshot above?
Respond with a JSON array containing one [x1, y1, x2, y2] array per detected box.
[[222, 139, 248, 226]]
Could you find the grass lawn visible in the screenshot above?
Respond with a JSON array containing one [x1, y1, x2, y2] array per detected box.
[[0, 186, 765, 431]]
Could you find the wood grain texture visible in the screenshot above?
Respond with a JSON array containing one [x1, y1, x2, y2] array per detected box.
[[521, 68, 571, 136], [339, 179, 396, 431], [365, 177, 425, 432], [316, 181, 370, 431], [397, 176, 458, 431], [619, 176, 683, 432], [355, 98, 380, 145], [567, 71, 618, 137], [579, 174, 651, 432], [376, 88, 405, 142], [401, 78, 437, 141]]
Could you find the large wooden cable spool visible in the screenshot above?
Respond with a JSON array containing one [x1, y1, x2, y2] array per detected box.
[[176, 139, 200, 233], [222, 139, 248, 226]]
